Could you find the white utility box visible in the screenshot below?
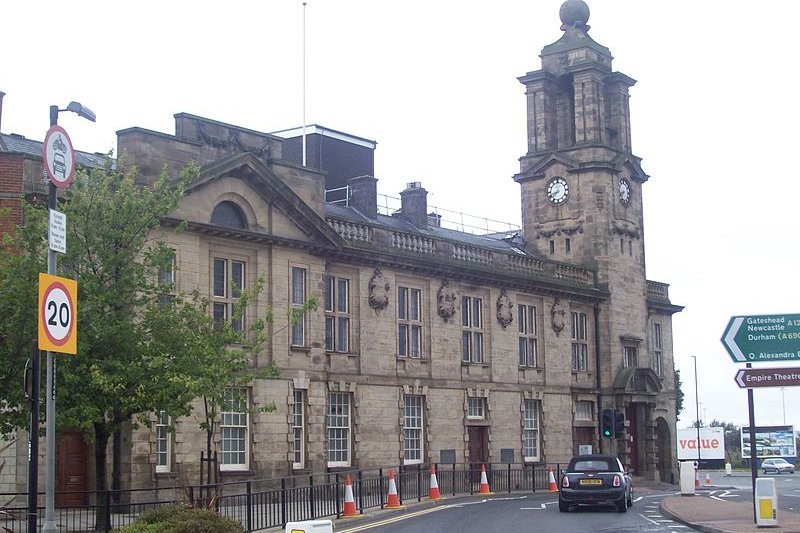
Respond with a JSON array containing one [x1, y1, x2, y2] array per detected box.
[[285, 519, 334, 533], [755, 477, 778, 527], [679, 461, 695, 496]]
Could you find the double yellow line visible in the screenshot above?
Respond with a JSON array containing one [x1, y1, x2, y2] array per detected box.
[[337, 505, 450, 532]]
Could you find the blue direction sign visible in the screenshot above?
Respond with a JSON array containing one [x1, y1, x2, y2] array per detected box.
[[721, 314, 800, 363]]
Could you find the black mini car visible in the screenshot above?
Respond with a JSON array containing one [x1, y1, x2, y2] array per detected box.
[[558, 454, 633, 513]]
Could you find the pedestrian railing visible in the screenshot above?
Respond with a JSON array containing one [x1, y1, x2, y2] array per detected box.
[[0, 463, 558, 532]]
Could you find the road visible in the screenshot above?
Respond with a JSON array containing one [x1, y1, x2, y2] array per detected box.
[[337, 490, 697, 533], [705, 470, 800, 514]]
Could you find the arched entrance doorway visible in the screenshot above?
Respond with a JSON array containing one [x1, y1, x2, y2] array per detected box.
[[655, 417, 673, 483]]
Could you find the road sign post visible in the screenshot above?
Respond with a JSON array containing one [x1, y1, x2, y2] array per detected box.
[[735, 367, 800, 389], [38, 273, 77, 354], [721, 314, 800, 363]]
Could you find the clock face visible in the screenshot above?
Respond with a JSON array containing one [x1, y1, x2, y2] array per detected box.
[[619, 178, 631, 205], [546, 177, 569, 205]]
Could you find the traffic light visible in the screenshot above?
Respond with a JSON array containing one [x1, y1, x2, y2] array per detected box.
[[601, 409, 614, 438], [614, 410, 625, 438]]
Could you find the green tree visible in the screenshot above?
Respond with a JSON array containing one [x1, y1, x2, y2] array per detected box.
[[675, 369, 685, 419], [0, 203, 48, 435], [710, 419, 742, 465]]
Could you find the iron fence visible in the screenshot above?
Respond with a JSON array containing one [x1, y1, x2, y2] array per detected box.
[[0, 463, 559, 532]]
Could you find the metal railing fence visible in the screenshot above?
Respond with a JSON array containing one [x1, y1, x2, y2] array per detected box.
[[0, 462, 559, 532]]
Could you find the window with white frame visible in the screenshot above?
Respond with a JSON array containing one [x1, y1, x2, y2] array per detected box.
[[461, 296, 484, 363], [518, 304, 538, 367], [291, 390, 305, 469], [212, 257, 245, 331], [575, 400, 593, 421], [652, 323, 663, 377], [157, 250, 176, 309], [220, 388, 248, 471], [327, 392, 351, 467], [624, 345, 638, 368], [467, 397, 486, 420], [291, 267, 307, 346], [155, 410, 171, 473], [571, 312, 588, 371], [324, 276, 350, 353], [523, 399, 541, 461], [403, 395, 424, 464], [397, 286, 423, 358]]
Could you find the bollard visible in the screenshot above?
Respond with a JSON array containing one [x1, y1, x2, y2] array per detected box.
[[285, 519, 333, 533], [725, 462, 732, 476], [679, 461, 695, 496], [755, 477, 778, 527]]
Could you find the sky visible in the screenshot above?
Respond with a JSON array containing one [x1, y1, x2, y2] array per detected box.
[[4, 1, 800, 433]]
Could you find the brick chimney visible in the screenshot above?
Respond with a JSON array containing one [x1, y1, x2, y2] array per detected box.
[[399, 182, 428, 227], [348, 175, 378, 219]]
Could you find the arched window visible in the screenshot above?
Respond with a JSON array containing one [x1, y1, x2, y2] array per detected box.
[[211, 201, 247, 229]]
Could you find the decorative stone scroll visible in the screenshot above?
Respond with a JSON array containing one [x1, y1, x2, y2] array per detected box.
[[551, 298, 566, 336], [496, 289, 514, 329], [436, 279, 457, 320], [368, 268, 390, 313]]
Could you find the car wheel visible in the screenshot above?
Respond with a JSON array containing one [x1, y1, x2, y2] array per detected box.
[[558, 498, 570, 513], [763, 469, 768, 474], [617, 496, 628, 513], [627, 489, 633, 507]]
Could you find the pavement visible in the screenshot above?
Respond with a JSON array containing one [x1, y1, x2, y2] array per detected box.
[[637, 475, 800, 533]]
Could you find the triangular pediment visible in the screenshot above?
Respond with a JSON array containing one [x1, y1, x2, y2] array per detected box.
[[514, 152, 580, 182], [171, 152, 342, 248], [613, 367, 662, 394], [614, 154, 649, 183]]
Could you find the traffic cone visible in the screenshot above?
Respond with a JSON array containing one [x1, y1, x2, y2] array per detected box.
[[479, 464, 492, 494], [547, 466, 558, 492], [705, 472, 711, 487], [694, 467, 700, 489], [386, 470, 402, 508], [342, 475, 357, 518], [429, 465, 441, 500]]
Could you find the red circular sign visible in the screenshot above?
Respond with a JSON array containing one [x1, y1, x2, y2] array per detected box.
[[43, 125, 76, 188], [40, 281, 75, 346]]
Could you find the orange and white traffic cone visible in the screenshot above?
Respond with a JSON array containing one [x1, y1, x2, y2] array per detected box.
[[705, 472, 711, 487], [429, 465, 441, 500], [342, 474, 357, 518], [386, 469, 402, 509], [694, 467, 700, 489], [479, 464, 492, 494], [547, 467, 558, 492]]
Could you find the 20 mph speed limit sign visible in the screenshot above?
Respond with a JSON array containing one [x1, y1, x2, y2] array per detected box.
[[38, 273, 77, 354]]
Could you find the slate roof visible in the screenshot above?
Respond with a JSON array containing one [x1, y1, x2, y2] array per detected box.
[[0, 132, 112, 168]]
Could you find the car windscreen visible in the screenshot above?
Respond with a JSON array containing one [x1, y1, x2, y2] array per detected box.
[[571, 459, 615, 471]]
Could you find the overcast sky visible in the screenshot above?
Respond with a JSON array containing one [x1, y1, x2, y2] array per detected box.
[[4, 1, 800, 434]]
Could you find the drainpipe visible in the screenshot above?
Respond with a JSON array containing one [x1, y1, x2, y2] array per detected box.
[[594, 304, 603, 453]]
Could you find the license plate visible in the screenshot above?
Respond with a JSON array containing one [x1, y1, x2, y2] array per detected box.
[[579, 478, 603, 486]]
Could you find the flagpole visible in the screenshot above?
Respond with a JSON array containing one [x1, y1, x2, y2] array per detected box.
[[302, 0, 307, 167]]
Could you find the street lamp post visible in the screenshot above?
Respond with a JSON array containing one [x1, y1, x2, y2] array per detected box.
[[42, 101, 95, 533], [692, 355, 701, 468]]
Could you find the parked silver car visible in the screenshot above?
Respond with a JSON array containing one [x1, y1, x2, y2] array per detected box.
[[761, 458, 795, 474]]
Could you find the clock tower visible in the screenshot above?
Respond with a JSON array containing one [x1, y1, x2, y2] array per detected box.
[[514, 0, 677, 478]]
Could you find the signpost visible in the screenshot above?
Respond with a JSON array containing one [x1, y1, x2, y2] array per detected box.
[[721, 313, 800, 524], [43, 125, 76, 188], [38, 273, 77, 355], [721, 314, 800, 362], [735, 367, 800, 389]]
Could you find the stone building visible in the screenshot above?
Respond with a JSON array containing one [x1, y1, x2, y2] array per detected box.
[[0, 0, 681, 495]]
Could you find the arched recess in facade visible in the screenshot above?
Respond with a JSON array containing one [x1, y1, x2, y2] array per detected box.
[[655, 416, 673, 483]]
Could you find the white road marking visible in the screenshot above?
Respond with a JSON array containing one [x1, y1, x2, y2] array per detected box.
[[640, 513, 660, 525]]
